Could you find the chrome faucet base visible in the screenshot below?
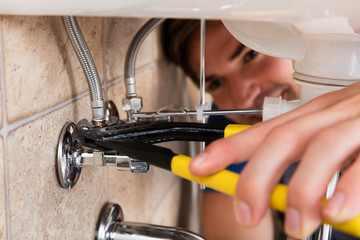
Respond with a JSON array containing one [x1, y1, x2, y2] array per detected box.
[[97, 203, 124, 240], [56, 119, 150, 189], [56, 121, 83, 189], [97, 203, 205, 240]]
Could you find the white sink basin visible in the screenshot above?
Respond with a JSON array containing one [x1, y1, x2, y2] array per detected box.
[[0, 0, 359, 22], [2, 0, 360, 84]]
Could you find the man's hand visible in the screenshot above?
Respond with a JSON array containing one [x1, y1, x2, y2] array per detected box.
[[190, 82, 360, 239]]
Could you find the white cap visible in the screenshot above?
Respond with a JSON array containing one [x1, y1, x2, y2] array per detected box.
[[263, 96, 300, 121]]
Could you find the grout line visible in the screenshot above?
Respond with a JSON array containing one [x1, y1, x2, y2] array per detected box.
[[0, 19, 11, 240], [0, 91, 89, 137], [107, 61, 158, 89], [106, 76, 124, 89], [0, 17, 11, 240]]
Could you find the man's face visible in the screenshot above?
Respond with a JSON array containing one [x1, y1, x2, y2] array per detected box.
[[188, 21, 300, 124]]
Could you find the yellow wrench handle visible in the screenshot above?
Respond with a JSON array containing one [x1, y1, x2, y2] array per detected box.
[[171, 155, 360, 238], [224, 124, 251, 138]]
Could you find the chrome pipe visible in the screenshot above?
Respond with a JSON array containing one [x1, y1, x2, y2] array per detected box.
[[199, 18, 207, 153], [199, 18, 206, 109], [98, 203, 204, 240], [108, 222, 205, 240], [132, 108, 262, 119]]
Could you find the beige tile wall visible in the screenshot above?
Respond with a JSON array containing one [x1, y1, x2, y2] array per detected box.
[[0, 15, 187, 239], [0, 138, 6, 239], [2, 16, 103, 124], [6, 98, 108, 239], [103, 18, 156, 82]]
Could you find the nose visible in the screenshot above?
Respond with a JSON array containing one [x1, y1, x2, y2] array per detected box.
[[227, 73, 262, 109]]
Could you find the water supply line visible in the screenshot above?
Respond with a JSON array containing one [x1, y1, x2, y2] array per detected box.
[[62, 16, 106, 125], [124, 18, 165, 98], [123, 18, 165, 121]]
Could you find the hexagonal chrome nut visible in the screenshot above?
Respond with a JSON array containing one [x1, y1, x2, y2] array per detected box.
[[122, 97, 142, 112]]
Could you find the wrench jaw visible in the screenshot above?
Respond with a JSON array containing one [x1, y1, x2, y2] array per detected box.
[[75, 119, 225, 146], [56, 119, 152, 190], [56, 115, 226, 190]]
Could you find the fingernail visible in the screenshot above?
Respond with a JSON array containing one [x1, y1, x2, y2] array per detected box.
[[286, 207, 301, 235], [191, 152, 207, 167], [235, 200, 252, 226], [324, 192, 345, 218]]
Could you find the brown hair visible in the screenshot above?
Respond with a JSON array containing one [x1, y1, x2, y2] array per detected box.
[[161, 19, 200, 83]]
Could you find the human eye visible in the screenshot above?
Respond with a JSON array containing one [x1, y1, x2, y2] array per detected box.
[[206, 78, 225, 91], [243, 50, 258, 64]]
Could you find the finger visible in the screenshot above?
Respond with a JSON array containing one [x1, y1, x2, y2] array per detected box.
[[233, 118, 320, 227], [190, 105, 312, 176], [234, 94, 360, 229], [190, 125, 265, 176], [323, 153, 360, 223], [190, 95, 328, 176], [285, 116, 360, 238], [189, 84, 359, 176]]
